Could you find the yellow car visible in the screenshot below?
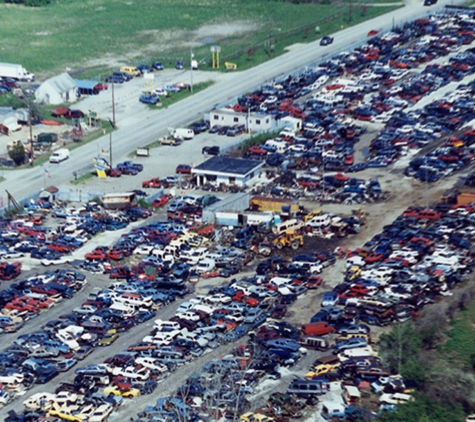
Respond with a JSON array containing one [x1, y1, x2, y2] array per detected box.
[[104, 385, 140, 398], [48, 407, 87, 422], [305, 363, 335, 379]]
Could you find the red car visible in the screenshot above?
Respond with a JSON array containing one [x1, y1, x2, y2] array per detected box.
[[334, 172, 350, 182], [306, 276, 323, 289], [326, 84, 344, 91], [344, 155, 354, 166], [367, 29, 379, 36], [94, 82, 108, 91], [151, 195, 169, 208], [248, 145, 267, 155], [142, 178, 168, 188], [84, 249, 107, 260], [107, 168, 122, 178]]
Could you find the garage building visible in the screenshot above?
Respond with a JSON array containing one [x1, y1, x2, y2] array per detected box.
[[74, 80, 99, 96], [192, 156, 263, 187]]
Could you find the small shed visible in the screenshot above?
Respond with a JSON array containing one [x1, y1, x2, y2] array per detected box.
[[35, 73, 78, 105], [39, 185, 59, 202], [192, 156, 263, 188]]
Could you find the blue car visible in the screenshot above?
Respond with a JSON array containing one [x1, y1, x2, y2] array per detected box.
[[140, 94, 160, 105], [321, 291, 339, 307], [152, 61, 164, 70], [348, 163, 367, 172], [105, 75, 124, 84]]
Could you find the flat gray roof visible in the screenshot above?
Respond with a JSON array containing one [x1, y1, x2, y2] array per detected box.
[[193, 156, 262, 176]]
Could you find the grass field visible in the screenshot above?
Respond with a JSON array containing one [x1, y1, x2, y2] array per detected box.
[[0, 0, 401, 79]]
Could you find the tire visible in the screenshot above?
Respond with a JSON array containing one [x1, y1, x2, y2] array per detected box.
[[291, 241, 300, 250], [275, 242, 284, 250]]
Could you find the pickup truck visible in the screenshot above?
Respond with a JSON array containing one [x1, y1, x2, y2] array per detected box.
[[160, 137, 181, 146], [116, 161, 143, 175]]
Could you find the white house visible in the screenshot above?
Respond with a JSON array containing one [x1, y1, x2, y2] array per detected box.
[[35, 73, 78, 105]]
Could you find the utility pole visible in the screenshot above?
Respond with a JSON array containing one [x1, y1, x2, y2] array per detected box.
[[349, 0, 352, 23], [28, 111, 33, 166], [111, 82, 116, 127]]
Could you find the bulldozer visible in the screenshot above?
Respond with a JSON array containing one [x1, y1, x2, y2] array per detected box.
[[272, 230, 304, 250]]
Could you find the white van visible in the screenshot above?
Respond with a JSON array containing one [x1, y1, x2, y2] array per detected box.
[[50, 148, 69, 163], [173, 128, 194, 141]]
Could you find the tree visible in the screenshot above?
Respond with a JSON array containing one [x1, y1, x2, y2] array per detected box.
[[379, 324, 422, 373], [8, 141, 26, 166]]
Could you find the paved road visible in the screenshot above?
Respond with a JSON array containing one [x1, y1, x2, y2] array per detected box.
[[1, 0, 467, 205]]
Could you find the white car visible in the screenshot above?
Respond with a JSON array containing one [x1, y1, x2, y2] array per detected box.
[[205, 293, 232, 305], [41, 257, 72, 266], [154, 88, 168, 96], [2, 251, 25, 259], [112, 366, 150, 381], [23, 392, 55, 410], [179, 311, 201, 322], [133, 244, 156, 255], [135, 357, 168, 373]]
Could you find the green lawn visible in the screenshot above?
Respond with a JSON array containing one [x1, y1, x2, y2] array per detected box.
[[0, 0, 401, 79]]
